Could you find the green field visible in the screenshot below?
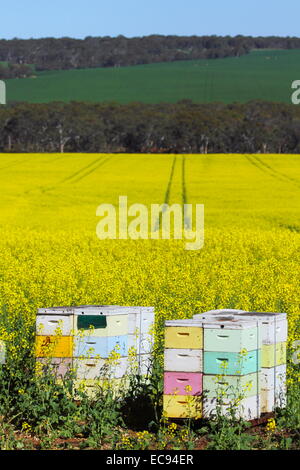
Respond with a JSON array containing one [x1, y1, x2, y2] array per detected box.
[[5, 49, 300, 104]]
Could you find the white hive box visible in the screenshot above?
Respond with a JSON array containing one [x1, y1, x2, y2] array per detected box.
[[260, 364, 287, 413], [164, 348, 203, 373], [235, 312, 287, 345], [260, 364, 286, 390], [260, 388, 287, 413], [36, 314, 73, 336], [203, 395, 260, 421]]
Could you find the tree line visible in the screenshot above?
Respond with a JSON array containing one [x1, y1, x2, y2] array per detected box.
[[1, 100, 300, 153], [0, 63, 34, 79], [0, 35, 300, 71]]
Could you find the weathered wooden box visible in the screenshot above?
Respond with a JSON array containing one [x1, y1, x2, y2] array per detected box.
[[35, 305, 155, 396]]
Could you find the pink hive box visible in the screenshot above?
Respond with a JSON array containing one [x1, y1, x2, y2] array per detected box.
[[164, 372, 203, 396]]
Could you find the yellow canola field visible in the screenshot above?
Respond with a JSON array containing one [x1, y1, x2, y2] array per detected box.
[[0, 153, 299, 381]]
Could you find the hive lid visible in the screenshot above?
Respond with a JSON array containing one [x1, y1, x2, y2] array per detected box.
[[37, 305, 154, 316], [37, 306, 75, 315], [193, 309, 287, 324], [165, 319, 203, 328], [235, 311, 287, 323], [201, 315, 261, 330], [193, 309, 246, 320]]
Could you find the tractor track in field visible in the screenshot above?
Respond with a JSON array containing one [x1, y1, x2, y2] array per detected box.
[[43, 155, 69, 164], [154, 155, 191, 231], [254, 155, 300, 188], [71, 156, 112, 183], [0, 157, 25, 171], [253, 155, 300, 187], [0, 155, 36, 171], [182, 155, 191, 229], [245, 154, 287, 184], [0, 154, 66, 172], [263, 215, 300, 234], [245, 154, 300, 189], [278, 222, 300, 233], [154, 155, 177, 231], [44, 154, 111, 188], [164, 155, 177, 205], [182, 156, 187, 205], [24, 155, 111, 196], [53, 155, 106, 186]]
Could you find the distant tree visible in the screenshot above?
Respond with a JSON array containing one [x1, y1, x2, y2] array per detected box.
[[1, 100, 300, 153], [0, 35, 300, 73]]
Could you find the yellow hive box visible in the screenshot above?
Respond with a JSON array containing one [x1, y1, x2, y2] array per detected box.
[[35, 335, 73, 358], [165, 325, 203, 350], [262, 342, 286, 368], [163, 394, 202, 419]]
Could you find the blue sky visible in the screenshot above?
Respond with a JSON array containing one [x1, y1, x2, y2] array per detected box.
[[1, 0, 299, 39]]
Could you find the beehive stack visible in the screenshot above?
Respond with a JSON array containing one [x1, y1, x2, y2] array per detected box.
[[235, 312, 287, 413], [201, 316, 261, 420], [163, 310, 287, 421], [163, 319, 203, 419], [35, 305, 155, 396]]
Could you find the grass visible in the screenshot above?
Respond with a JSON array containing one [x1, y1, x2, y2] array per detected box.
[[4, 49, 300, 104], [0, 327, 299, 451], [0, 356, 299, 450]]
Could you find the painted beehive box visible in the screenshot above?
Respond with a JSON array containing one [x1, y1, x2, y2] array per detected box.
[[163, 309, 287, 421], [35, 305, 155, 396]]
